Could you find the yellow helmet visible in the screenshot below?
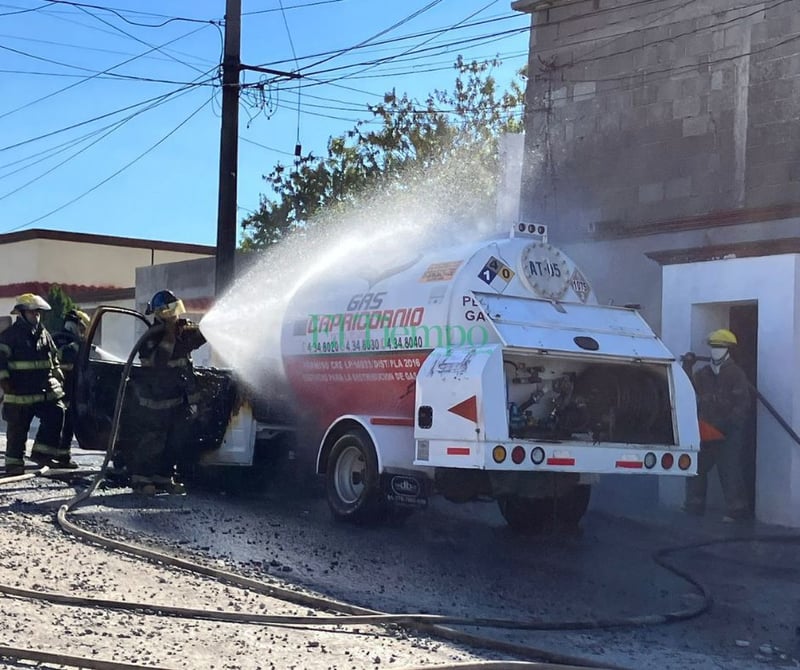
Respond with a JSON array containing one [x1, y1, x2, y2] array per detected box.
[[707, 328, 737, 347], [11, 293, 51, 314]]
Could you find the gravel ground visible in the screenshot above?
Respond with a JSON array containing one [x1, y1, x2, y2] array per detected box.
[[0, 475, 508, 670], [1, 442, 799, 670]]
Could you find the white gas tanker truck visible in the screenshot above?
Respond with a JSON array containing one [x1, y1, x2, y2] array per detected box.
[[73, 223, 699, 532]]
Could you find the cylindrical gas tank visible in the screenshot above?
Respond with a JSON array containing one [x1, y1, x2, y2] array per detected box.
[[280, 224, 596, 429]]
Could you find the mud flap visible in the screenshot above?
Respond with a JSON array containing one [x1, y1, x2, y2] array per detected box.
[[381, 472, 430, 509]]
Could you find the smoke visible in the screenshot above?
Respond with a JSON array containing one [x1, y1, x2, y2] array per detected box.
[[200, 140, 520, 390]]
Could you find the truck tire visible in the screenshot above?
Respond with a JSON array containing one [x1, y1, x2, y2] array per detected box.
[[554, 484, 591, 529], [497, 496, 552, 534], [326, 429, 386, 524], [497, 485, 591, 534]]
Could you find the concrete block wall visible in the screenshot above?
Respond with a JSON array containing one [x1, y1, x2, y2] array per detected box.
[[518, 0, 800, 242]]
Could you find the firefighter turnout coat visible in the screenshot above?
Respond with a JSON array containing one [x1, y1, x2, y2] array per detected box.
[[0, 317, 64, 406]]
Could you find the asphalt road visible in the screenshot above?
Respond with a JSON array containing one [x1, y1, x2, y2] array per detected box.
[[3, 444, 800, 670]]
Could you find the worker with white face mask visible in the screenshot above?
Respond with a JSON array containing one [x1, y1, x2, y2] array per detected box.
[[684, 329, 751, 522]]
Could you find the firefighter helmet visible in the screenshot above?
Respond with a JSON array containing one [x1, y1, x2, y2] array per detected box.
[[707, 328, 738, 347], [64, 309, 91, 330], [146, 290, 186, 320], [11, 293, 51, 314]]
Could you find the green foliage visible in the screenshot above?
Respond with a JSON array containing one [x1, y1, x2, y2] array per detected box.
[[42, 285, 77, 334], [240, 57, 525, 250]]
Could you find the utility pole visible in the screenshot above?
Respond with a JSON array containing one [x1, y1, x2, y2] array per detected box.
[[215, 0, 241, 297]]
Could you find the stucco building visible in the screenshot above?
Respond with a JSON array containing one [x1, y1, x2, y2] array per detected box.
[[512, 0, 800, 526], [0, 229, 214, 352]]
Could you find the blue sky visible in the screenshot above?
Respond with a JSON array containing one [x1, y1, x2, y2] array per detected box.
[[0, 0, 530, 246]]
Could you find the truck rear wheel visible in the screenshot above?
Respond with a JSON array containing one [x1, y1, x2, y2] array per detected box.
[[498, 485, 591, 534], [497, 496, 552, 534], [326, 429, 386, 524]]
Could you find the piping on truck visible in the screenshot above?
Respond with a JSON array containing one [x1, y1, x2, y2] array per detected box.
[[71, 223, 700, 533]]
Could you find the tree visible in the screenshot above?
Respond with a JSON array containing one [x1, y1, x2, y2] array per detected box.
[[241, 57, 525, 249], [42, 285, 77, 334]]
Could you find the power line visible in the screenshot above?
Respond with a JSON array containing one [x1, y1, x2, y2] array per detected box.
[[0, 81, 203, 198], [243, 0, 345, 15], [4, 91, 214, 233], [239, 136, 296, 157], [0, 23, 213, 121], [254, 11, 524, 70], [3, 1, 218, 65], [277, 0, 302, 158], [0, 2, 49, 16], [297, 26, 529, 82], [43, 0, 217, 27], [0, 30, 216, 67], [54, 0, 210, 74], [0, 77, 215, 153]]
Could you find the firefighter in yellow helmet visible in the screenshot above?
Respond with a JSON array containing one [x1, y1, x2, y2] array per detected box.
[[0, 294, 69, 475], [684, 329, 751, 522], [53, 309, 91, 462], [122, 290, 206, 495]]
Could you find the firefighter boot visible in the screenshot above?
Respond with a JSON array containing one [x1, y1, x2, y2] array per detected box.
[[4, 463, 24, 477], [54, 457, 79, 470], [30, 453, 56, 469], [152, 475, 186, 495], [131, 475, 157, 496]]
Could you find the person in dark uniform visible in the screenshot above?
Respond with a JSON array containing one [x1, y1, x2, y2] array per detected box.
[[0, 293, 69, 475], [52, 309, 90, 465], [125, 290, 206, 495], [684, 328, 751, 522]]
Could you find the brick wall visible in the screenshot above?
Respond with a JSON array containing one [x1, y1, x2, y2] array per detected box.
[[518, 0, 800, 242]]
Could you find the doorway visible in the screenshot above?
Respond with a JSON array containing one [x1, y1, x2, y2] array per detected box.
[[729, 304, 758, 514]]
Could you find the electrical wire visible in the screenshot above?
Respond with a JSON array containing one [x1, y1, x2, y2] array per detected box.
[[2, 90, 214, 233], [4, 1, 218, 65], [43, 0, 217, 27], [299, 0, 446, 73], [0, 30, 216, 67], [254, 10, 526, 70], [55, 0, 210, 75], [0, 80, 205, 199], [0, 76, 215, 153], [0, 2, 49, 16], [0, 23, 213, 121], [277, 0, 303, 163], [243, 0, 345, 15], [293, 26, 529, 86]]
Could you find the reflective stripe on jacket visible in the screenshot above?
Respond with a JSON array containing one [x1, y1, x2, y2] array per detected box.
[[0, 317, 64, 404]]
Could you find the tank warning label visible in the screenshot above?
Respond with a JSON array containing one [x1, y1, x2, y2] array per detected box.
[[420, 261, 461, 282], [478, 256, 514, 292], [570, 269, 591, 303]]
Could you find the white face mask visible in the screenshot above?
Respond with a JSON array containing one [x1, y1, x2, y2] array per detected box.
[[710, 347, 729, 364]]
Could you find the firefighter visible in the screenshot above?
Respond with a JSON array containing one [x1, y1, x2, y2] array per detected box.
[[123, 290, 205, 495], [0, 293, 69, 475], [684, 328, 751, 522], [53, 309, 90, 463]]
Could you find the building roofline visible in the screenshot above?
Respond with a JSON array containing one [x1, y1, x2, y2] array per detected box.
[[0, 228, 215, 255], [0, 282, 134, 302], [592, 202, 800, 240], [511, 0, 554, 12], [646, 237, 800, 265]]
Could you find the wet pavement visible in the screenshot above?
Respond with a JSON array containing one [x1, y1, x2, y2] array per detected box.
[[3, 442, 800, 669]]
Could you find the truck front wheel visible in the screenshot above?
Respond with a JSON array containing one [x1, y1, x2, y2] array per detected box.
[[326, 429, 386, 524]]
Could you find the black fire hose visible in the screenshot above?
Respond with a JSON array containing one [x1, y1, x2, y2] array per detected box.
[[681, 353, 800, 449]]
